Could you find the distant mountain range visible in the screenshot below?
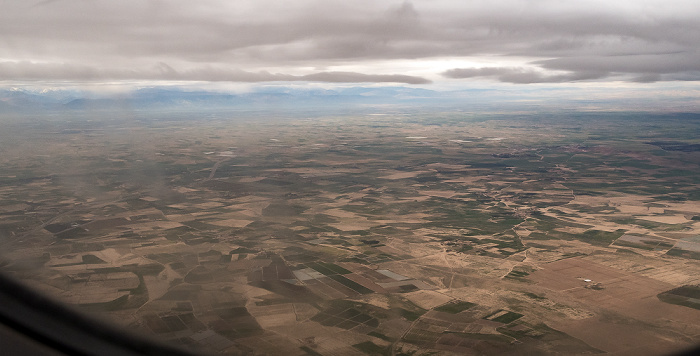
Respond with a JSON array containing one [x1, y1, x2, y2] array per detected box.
[[0, 86, 484, 114], [4, 85, 685, 115]]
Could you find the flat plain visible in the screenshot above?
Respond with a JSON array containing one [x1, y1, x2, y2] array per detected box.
[[1, 111, 699, 355]]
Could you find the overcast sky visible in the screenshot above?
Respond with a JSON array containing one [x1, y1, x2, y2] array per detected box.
[[1, 0, 699, 88]]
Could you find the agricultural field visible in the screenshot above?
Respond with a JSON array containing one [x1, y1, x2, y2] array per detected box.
[[1, 111, 699, 355]]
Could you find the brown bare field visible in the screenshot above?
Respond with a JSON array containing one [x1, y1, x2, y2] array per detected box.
[[418, 190, 457, 199], [379, 170, 430, 180], [548, 317, 696, 356], [531, 257, 700, 354], [404, 290, 454, 310], [207, 218, 254, 228]]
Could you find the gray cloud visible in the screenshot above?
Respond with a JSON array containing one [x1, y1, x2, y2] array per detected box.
[[536, 53, 700, 74], [443, 67, 609, 84], [301, 72, 430, 84], [0, 61, 429, 84], [1, 0, 699, 84]]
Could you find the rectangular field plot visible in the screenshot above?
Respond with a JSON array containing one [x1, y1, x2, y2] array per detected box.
[[310, 306, 379, 330], [292, 263, 389, 299], [529, 257, 700, 324], [302, 278, 348, 299], [328, 275, 374, 294], [657, 285, 700, 310], [613, 234, 675, 250], [435, 301, 477, 314], [306, 262, 352, 275], [402, 316, 516, 352], [483, 310, 523, 324], [666, 236, 700, 260], [529, 257, 671, 296]]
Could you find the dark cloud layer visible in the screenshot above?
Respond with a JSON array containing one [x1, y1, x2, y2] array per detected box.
[[1, 0, 699, 84], [442, 67, 609, 84], [0, 61, 429, 84]]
